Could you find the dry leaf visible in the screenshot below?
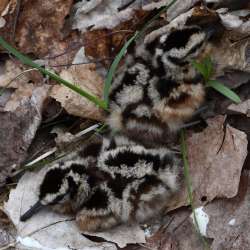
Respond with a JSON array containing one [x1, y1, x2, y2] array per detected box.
[[15, 0, 73, 56], [73, 0, 137, 31], [215, 70, 250, 90], [166, 115, 248, 210], [0, 83, 50, 187], [0, 60, 30, 88], [228, 99, 250, 116], [83, 224, 146, 248], [164, 208, 205, 250], [50, 64, 105, 121], [143, 228, 178, 250], [0, 209, 16, 248], [204, 171, 250, 250], [218, 9, 250, 34]]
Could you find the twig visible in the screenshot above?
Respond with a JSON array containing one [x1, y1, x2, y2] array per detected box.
[[0, 68, 38, 96]]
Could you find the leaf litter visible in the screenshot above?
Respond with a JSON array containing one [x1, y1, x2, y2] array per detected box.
[[0, 0, 250, 250]]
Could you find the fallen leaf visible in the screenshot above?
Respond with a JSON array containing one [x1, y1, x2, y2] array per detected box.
[[144, 228, 178, 250], [15, 0, 73, 56], [215, 70, 250, 90], [0, 83, 50, 187], [165, 208, 206, 250], [50, 64, 105, 121], [0, 209, 16, 248], [204, 171, 250, 250], [228, 99, 250, 116], [218, 9, 250, 34], [166, 115, 248, 210], [73, 0, 137, 31], [83, 224, 146, 248]]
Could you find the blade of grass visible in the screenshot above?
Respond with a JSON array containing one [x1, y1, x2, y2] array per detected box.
[[208, 80, 241, 104], [180, 129, 210, 250], [103, 0, 177, 107], [0, 37, 108, 111], [192, 60, 209, 81], [103, 31, 138, 106]]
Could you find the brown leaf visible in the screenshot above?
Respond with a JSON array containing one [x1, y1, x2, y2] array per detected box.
[[0, 86, 50, 186], [228, 99, 250, 116], [0, 209, 16, 248], [0, 60, 50, 186], [50, 64, 105, 121], [204, 171, 250, 250], [167, 115, 248, 210], [145, 228, 178, 250], [15, 0, 73, 56]]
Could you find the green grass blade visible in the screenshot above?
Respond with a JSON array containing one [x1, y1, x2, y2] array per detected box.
[[203, 57, 213, 79], [103, 32, 138, 106], [103, 0, 177, 108], [0, 36, 108, 111], [192, 60, 208, 80], [208, 80, 241, 104]]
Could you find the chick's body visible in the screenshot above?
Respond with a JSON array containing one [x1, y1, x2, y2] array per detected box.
[[20, 24, 215, 231]]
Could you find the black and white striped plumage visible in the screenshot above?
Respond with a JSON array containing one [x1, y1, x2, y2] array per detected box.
[[108, 26, 211, 146], [21, 135, 181, 232], [20, 25, 214, 232]]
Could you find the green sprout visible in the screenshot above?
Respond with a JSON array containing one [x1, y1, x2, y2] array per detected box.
[[192, 57, 241, 104]]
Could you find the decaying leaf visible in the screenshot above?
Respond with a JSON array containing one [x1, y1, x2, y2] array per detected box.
[[50, 64, 105, 121], [228, 99, 250, 116], [0, 82, 50, 187], [166, 115, 248, 210], [73, 0, 139, 32], [14, 0, 74, 57], [218, 9, 250, 34], [0, 209, 16, 248], [142, 227, 178, 250], [204, 171, 250, 250], [83, 224, 146, 248], [4, 167, 146, 249]]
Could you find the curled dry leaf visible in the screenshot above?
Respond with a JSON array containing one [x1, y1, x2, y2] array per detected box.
[[166, 115, 248, 211], [5, 166, 146, 249], [50, 64, 105, 121], [204, 171, 250, 250]]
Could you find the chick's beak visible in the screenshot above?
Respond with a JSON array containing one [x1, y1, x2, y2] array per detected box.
[[20, 201, 45, 222]]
